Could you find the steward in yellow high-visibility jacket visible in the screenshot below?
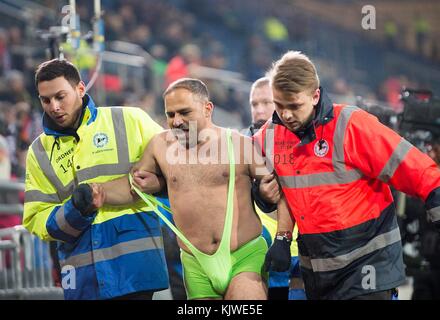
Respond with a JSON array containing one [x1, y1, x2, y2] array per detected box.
[[23, 59, 169, 300]]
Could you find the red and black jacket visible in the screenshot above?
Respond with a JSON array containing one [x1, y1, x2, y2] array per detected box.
[[254, 88, 440, 299]]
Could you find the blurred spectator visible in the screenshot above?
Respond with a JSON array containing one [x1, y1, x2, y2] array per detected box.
[[204, 42, 227, 69], [413, 14, 430, 56], [15, 102, 33, 146], [123, 90, 158, 119], [8, 27, 25, 71], [164, 43, 201, 87], [0, 28, 11, 76], [263, 16, 289, 52], [0, 0, 438, 182], [246, 77, 275, 135], [216, 86, 249, 127], [119, 3, 138, 33], [0, 103, 17, 163], [105, 13, 125, 41], [0, 135, 11, 180], [0, 101, 33, 180], [62, 40, 97, 83], [331, 78, 357, 105], [159, 21, 186, 58], [130, 24, 153, 51], [0, 70, 32, 105], [380, 75, 409, 112], [384, 18, 398, 50], [0, 134, 21, 229], [150, 44, 169, 93], [243, 34, 273, 81]]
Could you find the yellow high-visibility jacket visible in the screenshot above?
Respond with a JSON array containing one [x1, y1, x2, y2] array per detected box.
[[23, 94, 168, 299]]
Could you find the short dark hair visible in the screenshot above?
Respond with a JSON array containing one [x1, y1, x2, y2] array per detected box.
[[163, 78, 210, 102], [34, 59, 81, 88]]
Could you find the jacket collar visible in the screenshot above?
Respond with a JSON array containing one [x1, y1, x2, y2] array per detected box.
[[42, 94, 98, 138], [247, 122, 264, 137], [271, 86, 334, 145]]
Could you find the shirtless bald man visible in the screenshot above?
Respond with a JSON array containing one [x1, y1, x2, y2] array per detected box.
[[92, 78, 273, 300]]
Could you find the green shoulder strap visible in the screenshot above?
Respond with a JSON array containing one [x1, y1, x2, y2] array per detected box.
[[129, 128, 235, 256], [129, 173, 197, 252]]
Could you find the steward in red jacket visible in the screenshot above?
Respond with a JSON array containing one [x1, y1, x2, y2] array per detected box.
[[257, 51, 440, 300]]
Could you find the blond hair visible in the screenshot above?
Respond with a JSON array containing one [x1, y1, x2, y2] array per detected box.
[[267, 51, 319, 95]]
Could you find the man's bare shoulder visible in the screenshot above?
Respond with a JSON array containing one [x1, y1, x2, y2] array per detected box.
[[229, 128, 251, 142], [227, 129, 255, 164], [147, 130, 176, 162], [152, 130, 173, 144], [229, 129, 253, 149]]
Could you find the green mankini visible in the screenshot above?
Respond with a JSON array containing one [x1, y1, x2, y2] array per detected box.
[[130, 129, 268, 299]]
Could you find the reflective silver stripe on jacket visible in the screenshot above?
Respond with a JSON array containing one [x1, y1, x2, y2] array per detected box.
[[59, 236, 164, 268], [76, 162, 134, 182], [299, 254, 312, 270], [25, 189, 60, 204], [378, 138, 413, 183], [279, 169, 363, 188], [28, 137, 74, 202], [25, 108, 131, 203], [332, 106, 358, 171], [309, 227, 401, 272], [266, 106, 363, 189], [55, 206, 82, 237], [110, 108, 130, 166]]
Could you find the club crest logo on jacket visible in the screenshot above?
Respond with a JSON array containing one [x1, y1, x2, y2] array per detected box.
[[314, 139, 329, 157], [93, 133, 109, 148]]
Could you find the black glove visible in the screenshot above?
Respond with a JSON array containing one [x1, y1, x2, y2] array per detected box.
[[264, 237, 292, 272], [71, 184, 95, 217]]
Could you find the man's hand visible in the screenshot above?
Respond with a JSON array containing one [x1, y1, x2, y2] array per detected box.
[[259, 173, 280, 204], [90, 183, 106, 208], [72, 183, 105, 217], [264, 237, 292, 272], [131, 169, 164, 194]]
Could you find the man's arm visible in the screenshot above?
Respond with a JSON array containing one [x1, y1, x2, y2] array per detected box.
[[244, 134, 271, 180], [276, 195, 295, 233], [100, 172, 165, 206], [345, 109, 440, 198], [23, 148, 95, 243], [101, 134, 165, 206], [243, 134, 280, 211], [264, 196, 295, 272], [131, 133, 165, 192], [345, 109, 440, 229], [98, 176, 135, 206]]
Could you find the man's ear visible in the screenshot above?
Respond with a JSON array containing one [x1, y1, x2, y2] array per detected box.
[[77, 81, 86, 98], [312, 88, 320, 106], [204, 101, 214, 117]]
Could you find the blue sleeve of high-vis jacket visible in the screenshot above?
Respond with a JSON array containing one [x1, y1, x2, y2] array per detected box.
[[46, 199, 96, 243]]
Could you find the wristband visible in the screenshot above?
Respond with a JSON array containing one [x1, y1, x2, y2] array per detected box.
[[276, 230, 293, 241]]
